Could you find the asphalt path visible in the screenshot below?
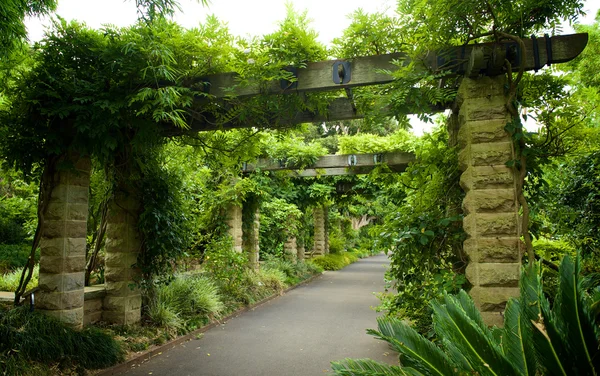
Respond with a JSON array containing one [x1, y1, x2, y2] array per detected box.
[[122, 253, 396, 376]]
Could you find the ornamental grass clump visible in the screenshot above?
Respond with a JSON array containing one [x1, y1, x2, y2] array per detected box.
[[310, 252, 359, 271], [0, 306, 123, 373], [0, 264, 38, 291], [147, 273, 224, 332]]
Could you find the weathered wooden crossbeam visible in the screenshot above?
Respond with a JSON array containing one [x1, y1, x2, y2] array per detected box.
[[200, 33, 587, 99], [243, 151, 415, 176], [184, 96, 447, 132]]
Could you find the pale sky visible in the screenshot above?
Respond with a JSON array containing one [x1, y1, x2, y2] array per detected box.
[[24, 0, 600, 135]]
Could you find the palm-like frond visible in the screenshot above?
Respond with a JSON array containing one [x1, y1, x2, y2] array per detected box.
[[431, 294, 519, 376], [369, 316, 457, 376], [331, 358, 423, 376], [501, 299, 536, 376], [551, 255, 599, 375], [520, 262, 569, 376]]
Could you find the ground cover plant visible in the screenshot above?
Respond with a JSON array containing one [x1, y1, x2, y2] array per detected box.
[[0, 306, 124, 375]]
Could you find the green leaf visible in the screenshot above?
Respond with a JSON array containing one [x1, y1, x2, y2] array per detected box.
[[369, 316, 457, 376], [502, 299, 536, 376], [552, 255, 600, 374], [431, 294, 518, 376], [331, 358, 422, 376]]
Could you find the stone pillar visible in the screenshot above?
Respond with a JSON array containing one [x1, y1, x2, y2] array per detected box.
[[103, 185, 142, 325], [312, 206, 326, 256], [243, 207, 260, 270], [324, 206, 330, 255], [283, 235, 297, 262], [297, 242, 305, 261], [38, 153, 91, 329], [226, 203, 243, 253], [455, 76, 522, 326]]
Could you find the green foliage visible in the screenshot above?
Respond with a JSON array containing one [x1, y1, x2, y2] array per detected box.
[[259, 198, 302, 257], [0, 306, 123, 371], [202, 238, 249, 296], [137, 148, 192, 286], [0, 243, 38, 273], [372, 127, 466, 335], [309, 252, 359, 271], [262, 258, 318, 285], [337, 130, 414, 155], [263, 134, 327, 169], [0, 167, 38, 245], [147, 273, 223, 332], [396, 0, 584, 47], [0, 265, 38, 291], [333, 255, 600, 376], [541, 151, 600, 258], [0, 0, 57, 56]]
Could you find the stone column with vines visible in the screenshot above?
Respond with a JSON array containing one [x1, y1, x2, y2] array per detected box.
[[103, 180, 143, 325], [455, 76, 522, 326], [226, 203, 243, 253], [36, 153, 91, 329]]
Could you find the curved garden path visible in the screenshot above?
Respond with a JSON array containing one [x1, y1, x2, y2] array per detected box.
[[122, 253, 396, 376]]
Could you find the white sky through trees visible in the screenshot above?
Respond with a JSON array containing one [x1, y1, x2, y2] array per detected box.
[[24, 0, 600, 135]]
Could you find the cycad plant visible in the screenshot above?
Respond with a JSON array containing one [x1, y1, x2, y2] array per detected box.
[[332, 255, 600, 376]]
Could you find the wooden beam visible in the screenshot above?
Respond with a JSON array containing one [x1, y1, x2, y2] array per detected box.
[[197, 33, 587, 99], [243, 151, 415, 176], [184, 97, 447, 133]]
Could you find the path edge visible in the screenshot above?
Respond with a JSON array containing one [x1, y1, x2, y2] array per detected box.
[[95, 272, 323, 375]]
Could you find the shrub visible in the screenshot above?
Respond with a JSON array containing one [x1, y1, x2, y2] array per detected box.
[[146, 299, 183, 334], [0, 306, 123, 371], [310, 253, 359, 271], [147, 273, 224, 331], [0, 243, 37, 272], [0, 265, 38, 291], [328, 232, 345, 254]]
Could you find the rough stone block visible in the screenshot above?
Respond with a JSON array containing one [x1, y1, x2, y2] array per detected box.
[[66, 203, 89, 221], [66, 186, 89, 204], [464, 238, 521, 263], [104, 295, 142, 311], [103, 308, 141, 325], [44, 307, 84, 329], [456, 76, 507, 102], [83, 311, 103, 326], [105, 281, 139, 296], [105, 252, 139, 268], [67, 170, 91, 187], [470, 142, 513, 167], [460, 165, 516, 191], [84, 298, 104, 314], [50, 184, 68, 202], [38, 272, 84, 292], [66, 221, 87, 238], [61, 290, 85, 309], [45, 202, 67, 221], [43, 220, 66, 239], [457, 120, 511, 148], [478, 263, 520, 287], [462, 189, 516, 214], [104, 266, 134, 283], [39, 255, 86, 274], [470, 286, 519, 312], [37, 289, 84, 310], [459, 99, 508, 123], [481, 311, 505, 327], [463, 213, 519, 238]]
